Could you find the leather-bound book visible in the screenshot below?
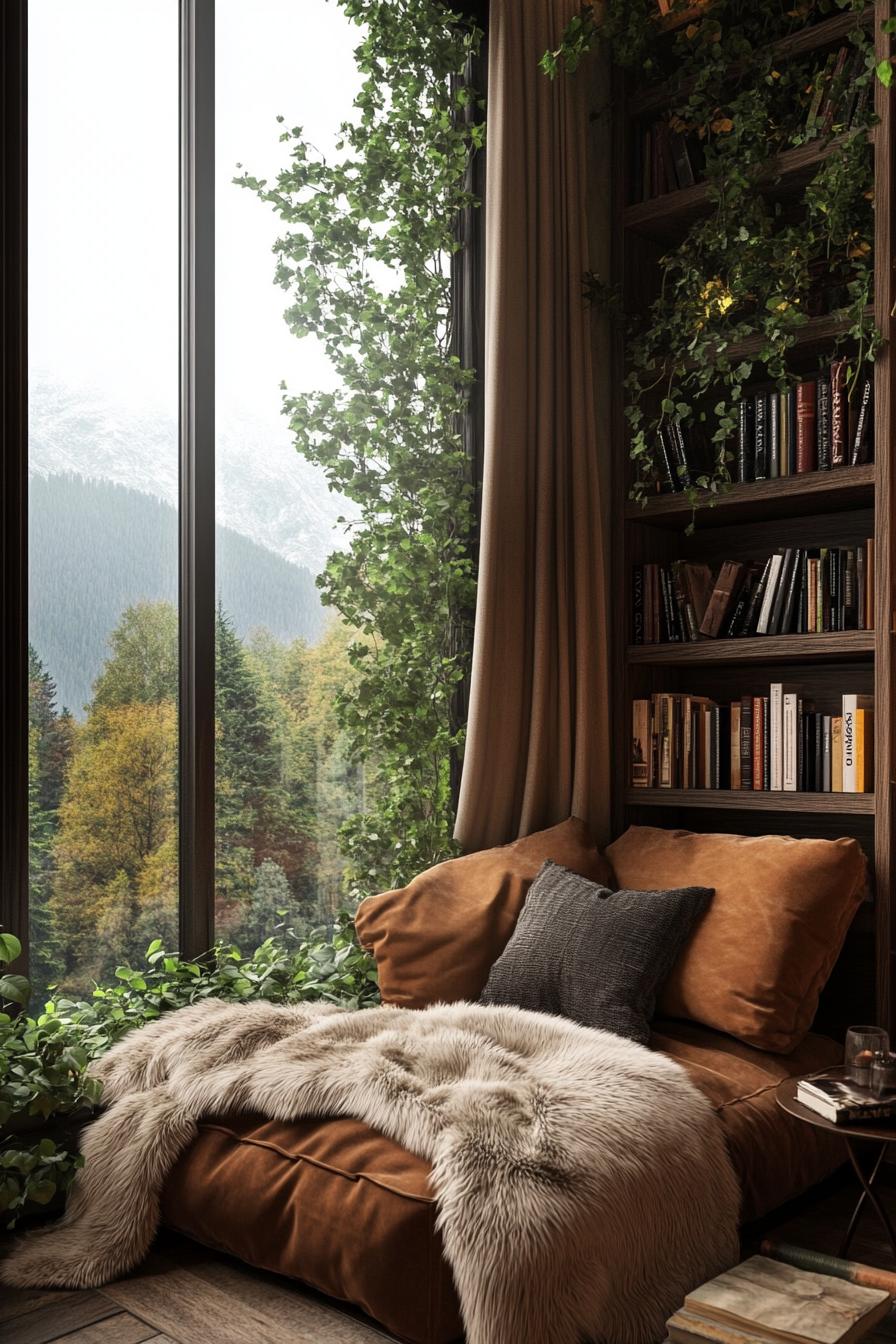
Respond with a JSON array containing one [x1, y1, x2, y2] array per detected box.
[[699, 561, 745, 638], [830, 357, 847, 466], [796, 379, 817, 473]]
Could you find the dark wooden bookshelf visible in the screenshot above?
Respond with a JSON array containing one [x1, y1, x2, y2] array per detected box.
[[624, 788, 875, 815], [625, 135, 853, 239], [624, 463, 876, 526], [608, 0, 895, 1032], [629, 7, 874, 118], [628, 630, 875, 666]]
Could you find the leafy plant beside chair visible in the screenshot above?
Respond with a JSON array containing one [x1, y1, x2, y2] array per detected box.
[[0, 920, 379, 1228]]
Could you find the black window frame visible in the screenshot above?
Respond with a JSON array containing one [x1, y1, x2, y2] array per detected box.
[[1, 0, 486, 974]]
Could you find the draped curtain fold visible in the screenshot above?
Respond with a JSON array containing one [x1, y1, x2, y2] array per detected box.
[[454, 0, 610, 851]]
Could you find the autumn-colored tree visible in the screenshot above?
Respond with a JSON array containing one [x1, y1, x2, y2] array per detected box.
[[50, 701, 177, 981]]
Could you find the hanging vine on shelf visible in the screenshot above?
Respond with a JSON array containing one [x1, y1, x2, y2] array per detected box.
[[545, 0, 885, 528]]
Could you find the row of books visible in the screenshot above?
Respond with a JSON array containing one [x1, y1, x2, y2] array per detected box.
[[732, 366, 873, 485], [631, 689, 873, 792], [633, 543, 874, 644], [631, 44, 871, 207], [653, 372, 873, 496], [804, 44, 872, 139], [631, 116, 703, 203]]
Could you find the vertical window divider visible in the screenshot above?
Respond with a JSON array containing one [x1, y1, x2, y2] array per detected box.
[[179, 0, 216, 957], [0, 0, 30, 967]]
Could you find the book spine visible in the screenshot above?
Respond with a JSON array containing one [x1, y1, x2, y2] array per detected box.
[[817, 375, 831, 471], [656, 427, 678, 492], [631, 700, 650, 786], [753, 392, 768, 480], [736, 398, 754, 484], [855, 708, 874, 792], [770, 682, 783, 791], [730, 702, 741, 790], [632, 567, 644, 644], [782, 692, 798, 792], [768, 548, 794, 636], [759, 1239, 896, 1295], [768, 389, 781, 479], [780, 547, 802, 635], [763, 696, 770, 791], [822, 714, 832, 792], [832, 717, 843, 792], [851, 376, 873, 465], [796, 380, 817, 473], [830, 357, 847, 466], [752, 696, 764, 791], [740, 556, 771, 637], [756, 553, 783, 635], [740, 695, 753, 790], [843, 694, 857, 792]]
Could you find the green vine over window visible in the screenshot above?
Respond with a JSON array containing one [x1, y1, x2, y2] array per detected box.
[[545, 1, 886, 527]]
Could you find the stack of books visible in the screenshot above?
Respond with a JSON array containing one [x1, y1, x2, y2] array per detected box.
[[650, 366, 873, 496], [630, 687, 873, 793], [797, 1074, 896, 1126], [633, 545, 874, 645], [666, 1255, 891, 1344]]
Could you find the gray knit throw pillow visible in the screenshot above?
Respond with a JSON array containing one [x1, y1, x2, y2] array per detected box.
[[478, 861, 713, 1045]]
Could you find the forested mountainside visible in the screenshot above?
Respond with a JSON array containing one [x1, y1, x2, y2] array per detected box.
[[30, 376, 345, 572], [30, 473, 325, 713]]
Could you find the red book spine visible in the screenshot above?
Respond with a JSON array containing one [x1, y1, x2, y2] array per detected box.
[[796, 380, 817, 473]]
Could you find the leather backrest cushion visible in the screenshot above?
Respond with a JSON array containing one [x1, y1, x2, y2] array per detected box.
[[354, 817, 612, 1009], [605, 825, 867, 1054]]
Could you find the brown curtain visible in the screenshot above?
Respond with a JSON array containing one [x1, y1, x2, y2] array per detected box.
[[454, 0, 610, 851]]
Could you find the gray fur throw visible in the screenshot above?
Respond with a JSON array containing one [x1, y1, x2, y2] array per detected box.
[[0, 999, 740, 1344]]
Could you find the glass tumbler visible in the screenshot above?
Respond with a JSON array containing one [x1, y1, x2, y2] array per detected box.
[[845, 1025, 890, 1088]]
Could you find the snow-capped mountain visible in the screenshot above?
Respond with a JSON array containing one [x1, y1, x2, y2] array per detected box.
[[29, 374, 349, 575]]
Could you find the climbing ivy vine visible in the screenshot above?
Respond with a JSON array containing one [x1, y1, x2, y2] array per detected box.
[[545, 0, 884, 525]]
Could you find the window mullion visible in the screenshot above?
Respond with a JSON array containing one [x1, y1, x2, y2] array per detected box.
[[0, 0, 30, 968], [179, 0, 216, 958]]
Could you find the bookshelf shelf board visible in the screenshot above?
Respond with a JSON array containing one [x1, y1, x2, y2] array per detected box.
[[627, 631, 875, 666], [624, 135, 851, 239], [624, 463, 875, 527], [624, 788, 875, 815], [628, 7, 873, 118]]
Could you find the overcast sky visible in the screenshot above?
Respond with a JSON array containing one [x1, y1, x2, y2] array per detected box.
[[29, 0, 360, 429]]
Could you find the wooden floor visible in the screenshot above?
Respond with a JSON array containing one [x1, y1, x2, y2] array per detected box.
[[4, 1174, 896, 1344], [0, 1232, 397, 1344]]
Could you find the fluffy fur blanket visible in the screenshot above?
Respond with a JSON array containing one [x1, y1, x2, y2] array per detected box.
[[1, 999, 740, 1344]]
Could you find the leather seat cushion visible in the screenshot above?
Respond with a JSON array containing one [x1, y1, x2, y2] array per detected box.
[[161, 1023, 844, 1343]]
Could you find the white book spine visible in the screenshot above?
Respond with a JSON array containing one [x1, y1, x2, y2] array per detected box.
[[770, 683, 783, 791], [843, 693, 857, 793], [756, 554, 783, 635], [782, 692, 798, 791]]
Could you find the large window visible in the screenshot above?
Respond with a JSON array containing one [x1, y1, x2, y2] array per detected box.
[[213, 1, 363, 947], [28, 0, 179, 998], [3, 0, 484, 992]]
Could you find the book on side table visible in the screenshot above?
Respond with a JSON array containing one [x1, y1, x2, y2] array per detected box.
[[796, 1073, 896, 1125], [666, 1256, 891, 1344]]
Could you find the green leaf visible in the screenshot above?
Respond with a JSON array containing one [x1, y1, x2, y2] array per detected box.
[[0, 934, 22, 966], [0, 975, 31, 1006], [876, 58, 893, 87]]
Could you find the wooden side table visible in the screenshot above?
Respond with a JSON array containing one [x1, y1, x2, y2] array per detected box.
[[776, 1078, 896, 1263]]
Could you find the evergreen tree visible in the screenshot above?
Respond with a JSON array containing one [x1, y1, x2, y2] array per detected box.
[[215, 607, 311, 909], [27, 647, 72, 996]]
